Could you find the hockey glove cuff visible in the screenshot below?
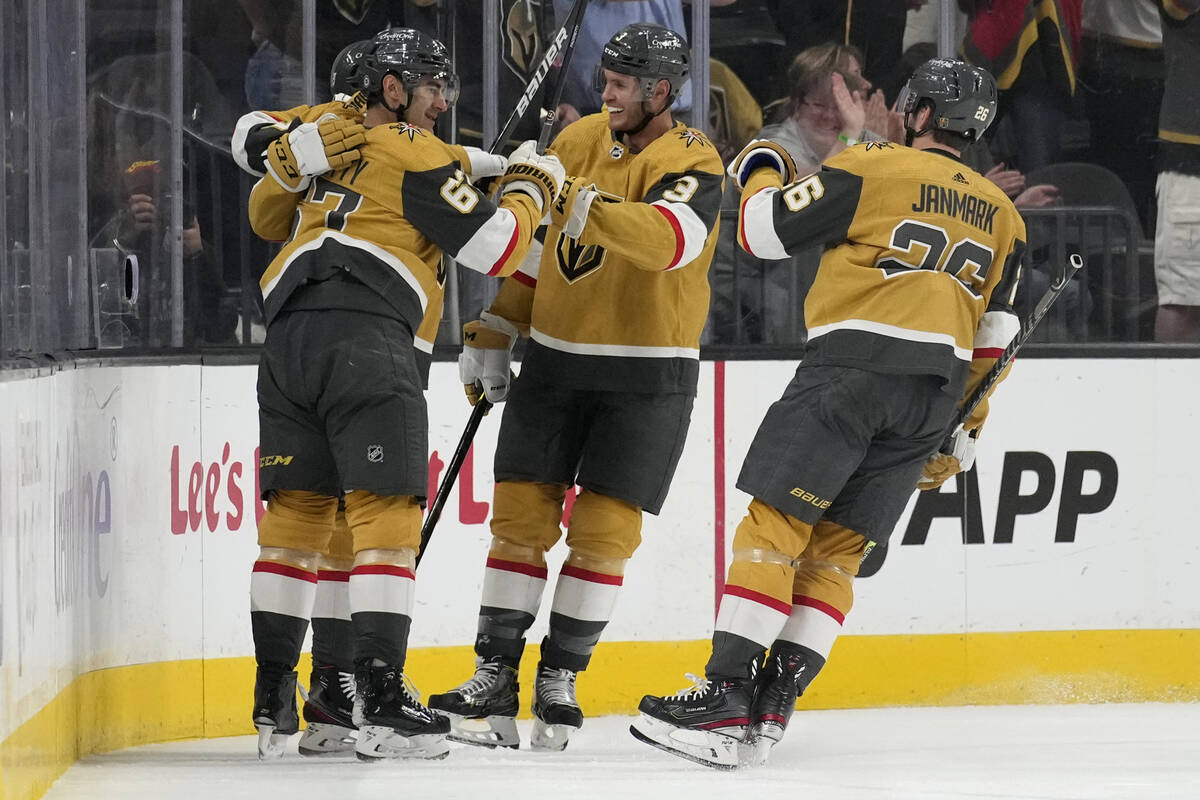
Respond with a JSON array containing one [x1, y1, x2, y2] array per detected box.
[[460, 311, 519, 405], [917, 426, 978, 490], [728, 139, 798, 191], [463, 146, 508, 181], [495, 140, 564, 213], [550, 175, 598, 240]]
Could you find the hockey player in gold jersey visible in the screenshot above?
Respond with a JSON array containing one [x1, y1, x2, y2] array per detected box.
[[244, 28, 564, 762], [428, 23, 724, 752], [232, 37, 504, 759], [633, 58, 1026, 769]]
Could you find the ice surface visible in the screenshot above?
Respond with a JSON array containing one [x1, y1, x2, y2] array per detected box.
[[43, 704, 1200, 800]]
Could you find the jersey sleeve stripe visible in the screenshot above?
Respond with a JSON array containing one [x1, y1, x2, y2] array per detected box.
[[231, 110, 287, 176], [739, 187, 789, 260], [450, 206, 520, 276], [651, 200, 708, 269], [972, 347, 1005, 359], [511, 270, 537, 288], [974, 308, 1020, 351]]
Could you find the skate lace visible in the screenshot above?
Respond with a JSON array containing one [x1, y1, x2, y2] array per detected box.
[[537, 666, 578, 706], [338, 670, 357, 701], [459, 659, 502, 696], [670, 673, 712, 701]]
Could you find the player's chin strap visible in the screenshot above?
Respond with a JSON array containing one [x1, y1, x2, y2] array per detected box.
[[621, 95, 672, 143]]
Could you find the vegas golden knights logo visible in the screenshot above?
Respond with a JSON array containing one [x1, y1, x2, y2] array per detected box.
[[554, 187, 622, 283], [503, 0, 545, 80], [556, 234, 607, 283]]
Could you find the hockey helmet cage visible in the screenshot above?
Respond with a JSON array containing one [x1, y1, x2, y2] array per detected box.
[[360, 27, 460, 104], [330, 39, 371, 97], [593, 23, 690, 103], [897, 57, 997, 141]]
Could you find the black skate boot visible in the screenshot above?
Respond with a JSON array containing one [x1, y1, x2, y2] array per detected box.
[[428, 656, 521, 748], [353, 662, 450, 761], [530, 663, 583, 751], [298, 665, 357, 757], [252, 664, 299, 759], [745, 645, 823, 766], [629, 673, 756, 770]]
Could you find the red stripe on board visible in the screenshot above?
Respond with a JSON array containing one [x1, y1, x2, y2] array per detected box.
[[724, 584, 792, 616], [317, 570, 351, 582], [511, 269, 537, 288], [714, 360, 726, 620], [486, 557, 549, 580], [488, 209, 520, 276], [351, 564, 416, 580], [560, 564, 623, 586], [973, 347, 1006, 359], [792, 594, 846, 625], [652, 204, 686, 269], [252, 561, 317, 583]]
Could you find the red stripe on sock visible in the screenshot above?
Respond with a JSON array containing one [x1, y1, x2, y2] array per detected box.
[[724, 584, 791, 616], [792, 594, 846, 625], [252, 561, 317, 583], [485, 557, 548, 579], [560, 564, 623, 586], [351, 564, 415, 580], [317, 570, 350, 582]]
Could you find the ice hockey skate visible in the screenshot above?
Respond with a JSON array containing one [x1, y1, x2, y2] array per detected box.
[[252, 665, 300, 759], [531, 663, 583, 751], [297, 665, 357, 757], [629, 674, 755, 770], [353, 663, 450, 761], [744, 648, 812, 766], [427, 656, 521, 748]]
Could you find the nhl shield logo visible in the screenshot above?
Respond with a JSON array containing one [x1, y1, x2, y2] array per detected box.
[[608, 142, 624, 159], [367, 444, 384, 463]]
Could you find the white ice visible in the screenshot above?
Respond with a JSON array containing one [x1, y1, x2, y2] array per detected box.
[[44, 704, 1200, 800]]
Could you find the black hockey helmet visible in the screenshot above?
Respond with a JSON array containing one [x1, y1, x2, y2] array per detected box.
[[360, 27, 459, 104], [592, 23, 690, 103], [329, 39, 371, 97], [897, 57, 997, 141]]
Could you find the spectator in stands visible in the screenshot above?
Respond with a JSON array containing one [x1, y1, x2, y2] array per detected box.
[[960, 0, 1082, 173], [1154, 0, 1200, 342], [1079, 0, 1163, 233]]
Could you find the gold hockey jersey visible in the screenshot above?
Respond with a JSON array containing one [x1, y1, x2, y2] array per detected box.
[[738, 142, 1026, 429], [490, 111, 724, 393], [249, 120, 542, 358], [234, 99, 489, 368]]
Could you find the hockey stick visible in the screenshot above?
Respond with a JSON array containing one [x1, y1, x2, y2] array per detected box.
[[416, 397, 489, 567], [416, 0, 591, 567], [858, 253, 1084, 578], [490, 0, 592, 154]]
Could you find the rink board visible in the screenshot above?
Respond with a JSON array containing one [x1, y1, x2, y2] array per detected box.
[[2, 358, 1198, 799]]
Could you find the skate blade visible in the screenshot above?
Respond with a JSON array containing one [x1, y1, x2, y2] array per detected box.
[[255, 723, 292, 760], [355, 726, 450, 761], [530, 717, 579, 752], [740, 733, 778, 768], [297, 722, 357, 757], [445, 713, 520, 749], [629, 713, 741, 770]]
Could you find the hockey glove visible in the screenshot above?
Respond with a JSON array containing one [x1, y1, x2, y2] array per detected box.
[[265, 117, 367, 192], [493, 139, 565, 214], [463, 146, 508, 181], [917, 425, 978, 491], [727, 139, 798, 191], [550, 175, 599, 240], [460, 311, 519, 406]]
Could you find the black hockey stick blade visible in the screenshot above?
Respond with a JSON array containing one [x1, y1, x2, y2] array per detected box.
[[490, 0, 591, 155], [416, 397, 490, 568]]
